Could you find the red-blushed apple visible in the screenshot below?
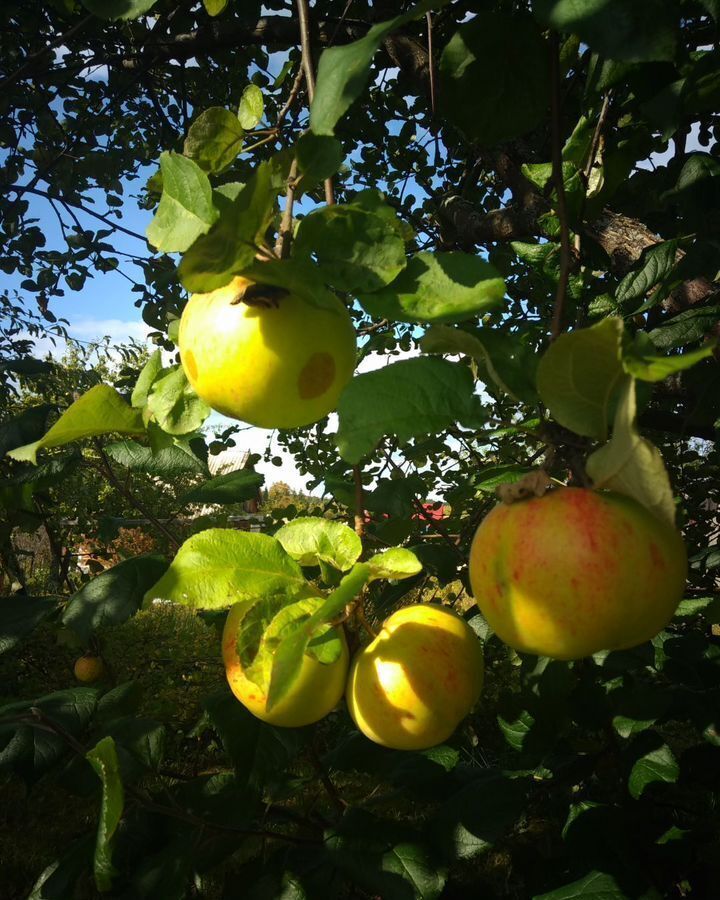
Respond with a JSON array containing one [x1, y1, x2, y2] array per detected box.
[[469, 487, 687, 659], [178, 276, 356, 429], [346, 604, 484, 750], [222, 602, 349, 727]]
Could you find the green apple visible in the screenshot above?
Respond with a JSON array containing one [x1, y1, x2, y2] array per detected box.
[[179, 276, 356, 429]]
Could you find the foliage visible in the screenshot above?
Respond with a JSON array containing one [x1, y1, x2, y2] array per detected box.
[[1, 0, 720, 898]]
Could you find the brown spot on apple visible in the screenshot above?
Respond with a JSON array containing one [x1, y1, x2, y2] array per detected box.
[[298, 352, 335, 399]]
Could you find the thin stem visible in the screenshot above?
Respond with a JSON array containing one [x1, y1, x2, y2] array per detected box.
[[549, 33, 572, 342], [276, 65, 306, 130], [296, 0, 317, 102], [16, 186, 148, 242], [93, 441, 181, 549], [296, 0, 335, 206], [241, 132, 279, 154], [353, 465, 365, 538], [275, 157, 300, 259], [309, 740, 347, 814], [2, 710, 316, 845]]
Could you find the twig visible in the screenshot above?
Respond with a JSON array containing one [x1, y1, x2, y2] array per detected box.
[[575, 90, 612, 252], [549, 33, 572, 342], [353, 465, 365, 538], [276, 64, 306, 130], [275, 157, 300, 259], [426, 12, 437, 117], [309, 740, 347, 814], [15, 186, 149, 242], [2, 710, 316, 845], [93, 441, 181, 549], [355, 598, 378, 638], [0, 13, 94, 93], [296, 0, 336, 206]]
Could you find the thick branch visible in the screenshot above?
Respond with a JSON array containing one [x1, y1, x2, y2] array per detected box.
[[113, 16, 372, 70]]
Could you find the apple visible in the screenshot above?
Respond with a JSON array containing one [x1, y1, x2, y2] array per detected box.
[[222, 602, 350, 727], [178, 276, 356, 429], [468, 487, 687, 660], [74, 655, 106, 683], [345, 604, 484, 751]]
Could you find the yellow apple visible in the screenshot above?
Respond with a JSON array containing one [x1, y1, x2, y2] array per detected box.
[[346, 604, 484, 751], [178, 276, 356, 429], [222, 602, 350, 728], [468, 487, 687, 660], [74, 655, 106, 683]]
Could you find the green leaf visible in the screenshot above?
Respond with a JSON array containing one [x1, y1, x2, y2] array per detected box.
[[586, 377, 676, 527], [80, 0, 157, 20], [0, 688, 99, 780], [7, 386, 145, 464], [0, 595, 57, 656], [104, 438, 209, 477], [62, 556, 169, 642], [648, 304, 720, 350], [183, 107, 244, 175], [326, 810, 447, 900], [432, 773, 528, 860], [146, 365, 211, 436], [311, 0, 449, 135], [421, 324, 538, 402], [179, 468, 263, 505], [336, 358, 485, 464], [26, 835, 94, 900], [144, 529, 309, 610], [266, 563, 370, 711], [130, 350, 163, 408], [238, 84, 264, 130], [0, 357, 55, 378], [367, 548, 423, 581], [294, 191, 406, 293], [243, 596, 343, 690], [178, 156, 282, 293], [497, 708, 535, 751], [0, 405, 55, 457], [534, 0, 677, 63], [146, 152, 218, 253], [239, 255, 343, 313], [537, 317, 626, 440], [623, 337, 715, 382], [296, 132, 344, 182], [203, 0, 228, 16], [359, 252, 504, 325], [615, 240, 679, 307], [274, 516, 362, 571], [202, 690, 302, 790], [628, 742, 679, 799], [439, 12, 550, 145], [86, 736, 124, 892], [533, 869, 653, 899]]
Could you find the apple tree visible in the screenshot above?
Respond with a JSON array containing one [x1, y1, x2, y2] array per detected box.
[[1, 1, 720, 897]]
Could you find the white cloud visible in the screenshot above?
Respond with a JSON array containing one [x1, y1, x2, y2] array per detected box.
[[69, 317, 151, 344]]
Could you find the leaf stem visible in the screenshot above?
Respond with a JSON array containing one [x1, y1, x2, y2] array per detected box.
[[353, 464, 365, 538], [549, 33, 572, 342]]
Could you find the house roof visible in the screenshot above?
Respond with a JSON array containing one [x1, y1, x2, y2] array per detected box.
[[208, 447, 251, 476]]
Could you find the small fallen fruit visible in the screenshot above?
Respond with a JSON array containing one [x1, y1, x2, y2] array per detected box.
[[178, 276, 357, 429], [222, 602, 349, 727], [346, 604, 484, 750], [74, 655, 106, 683], [469, 487, 687, 660]]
